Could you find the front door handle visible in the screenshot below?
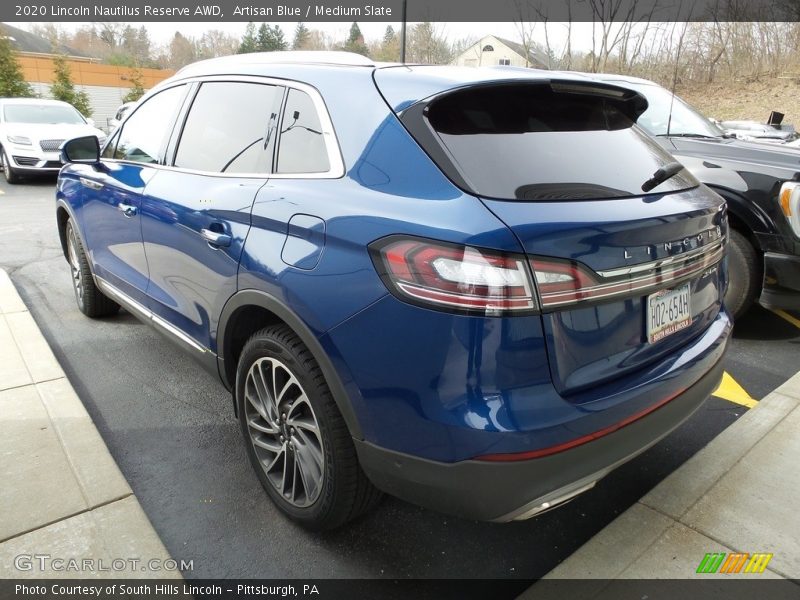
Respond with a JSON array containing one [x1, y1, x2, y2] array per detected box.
[[118, 202, 137, 217], [201, 228, 231, 248]]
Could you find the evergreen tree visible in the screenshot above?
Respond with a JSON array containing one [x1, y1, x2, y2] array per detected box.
[[49, 55, 92, 116], [344, 22, 368, 56], [0, 35, 34, 97], [257, 25, 287, 52], [122, 67, 145, 103], [376, 25, 400, 61], [293, 22, 310, 50], [257, 23, 270, 51], [268, 25, 287, 51], [238, 22, 258, 54]]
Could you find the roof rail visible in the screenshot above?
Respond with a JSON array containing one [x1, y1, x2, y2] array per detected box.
[[177, 51, 375, 75]]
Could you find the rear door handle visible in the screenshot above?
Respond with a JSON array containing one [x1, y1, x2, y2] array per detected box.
[[118, 203, 137, 217], [201, 228, 231, 248]]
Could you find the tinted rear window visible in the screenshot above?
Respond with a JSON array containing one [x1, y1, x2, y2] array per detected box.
[[422, 83, 697, 200]]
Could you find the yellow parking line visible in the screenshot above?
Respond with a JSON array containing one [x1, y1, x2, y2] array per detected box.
[[712, 372, 758, 408], [771, 309, 800, 331]]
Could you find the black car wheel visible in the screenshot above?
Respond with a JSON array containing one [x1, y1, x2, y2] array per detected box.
[[65, 220, 120, 317], [236, 324, 381, 530], [725, 229, 760, 320], [2, 149, 21, 184]]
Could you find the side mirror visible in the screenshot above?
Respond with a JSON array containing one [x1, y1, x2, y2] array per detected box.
[[60, 136, 100, 165]]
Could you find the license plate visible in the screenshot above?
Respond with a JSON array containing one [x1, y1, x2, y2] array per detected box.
[[646, 284, 692, 343]]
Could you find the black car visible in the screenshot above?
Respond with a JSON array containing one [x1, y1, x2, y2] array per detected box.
[[591, 74, 800, 319]]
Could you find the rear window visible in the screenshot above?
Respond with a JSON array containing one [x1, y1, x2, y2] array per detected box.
[[417, 83, 697, 200]]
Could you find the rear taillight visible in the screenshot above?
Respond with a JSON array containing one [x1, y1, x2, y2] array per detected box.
[[779, 180, 800, 237], [370, 237, 537, 315], [371, 235, 725, 315]]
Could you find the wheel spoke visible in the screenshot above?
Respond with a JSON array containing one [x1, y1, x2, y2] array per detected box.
[[293, 434, 323, 501], [261, 441, 286, 473], [275, 375, 298, 405], [247, 416, 277, 435], [245, 386, 268, 421], [251, 433, 282, 453]]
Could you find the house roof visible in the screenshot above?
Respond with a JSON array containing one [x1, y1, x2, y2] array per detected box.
[[493, 36, 550, 68], [0, 23, 89, 58]]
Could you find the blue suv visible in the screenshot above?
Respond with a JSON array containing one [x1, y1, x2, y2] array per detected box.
[[56, 52, 731, 530]]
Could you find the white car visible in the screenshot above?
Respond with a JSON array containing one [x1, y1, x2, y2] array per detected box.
[[0, 98, 106, 184]]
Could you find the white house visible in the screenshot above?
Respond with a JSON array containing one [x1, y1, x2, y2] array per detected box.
[[453, 35, 550, 69]]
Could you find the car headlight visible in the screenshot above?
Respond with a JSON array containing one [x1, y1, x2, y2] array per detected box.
[[7, 135, 32, 146], [779, 180, 800, 237]]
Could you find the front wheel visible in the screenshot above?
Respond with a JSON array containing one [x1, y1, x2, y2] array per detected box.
[[2, 149, 20, 184], [725, 229, 760, 320], [65, 220, 119, 317], [236, 325, 381, 530]]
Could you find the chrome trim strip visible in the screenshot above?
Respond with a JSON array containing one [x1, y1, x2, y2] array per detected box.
[[597, 238, 726, 279], [95, 276, 208, 354], [151, 314, 206, 353], [540, 244, 725, 308]]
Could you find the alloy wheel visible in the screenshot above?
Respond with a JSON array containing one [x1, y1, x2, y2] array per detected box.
[[244, 357, 325, 507], [66, 226, 84, 305]]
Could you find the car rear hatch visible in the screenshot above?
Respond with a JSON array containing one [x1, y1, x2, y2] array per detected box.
[[378, 69, 727, 396]]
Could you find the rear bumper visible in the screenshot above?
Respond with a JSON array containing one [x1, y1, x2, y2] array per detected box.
[[355, 346, 726, 522], [760, 252, 800, 311]]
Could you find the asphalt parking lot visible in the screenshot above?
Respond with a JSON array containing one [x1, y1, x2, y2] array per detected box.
[[2, 177, 799, 580]]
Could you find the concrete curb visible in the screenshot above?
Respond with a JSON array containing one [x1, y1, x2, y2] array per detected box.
[[522, 366, 800, 590], [0, 269, 180, 579]]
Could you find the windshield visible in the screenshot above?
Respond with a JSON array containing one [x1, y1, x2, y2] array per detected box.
[[3, 104, 86, 125], [616, 82, 723, 138]]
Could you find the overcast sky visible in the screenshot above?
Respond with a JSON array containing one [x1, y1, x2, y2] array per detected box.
[[17, 20, 599, 52]]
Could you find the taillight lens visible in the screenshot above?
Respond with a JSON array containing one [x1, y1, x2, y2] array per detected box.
[[370, 237, 537, 315], [779, 181, 800, 237]]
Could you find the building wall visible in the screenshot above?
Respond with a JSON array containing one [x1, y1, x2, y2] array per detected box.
[[17, 55, 174, 132]]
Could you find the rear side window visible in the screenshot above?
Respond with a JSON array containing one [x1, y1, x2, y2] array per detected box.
[[276, 89, 330, 174], [114, 85, 186, 164], [414, 82, 697, 200], [175, 81, 280, 174]]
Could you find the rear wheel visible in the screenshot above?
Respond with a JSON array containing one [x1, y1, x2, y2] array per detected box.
[[65, 220, 119, 317], [236, 324, 381, 530], [725, 228, 760, 320], [2, 149, 20, 184]]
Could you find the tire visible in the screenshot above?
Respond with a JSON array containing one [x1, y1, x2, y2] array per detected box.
[[236, 324, 382, 530], [725, 228, 760, 320], [2, 149, 21, 184], [65, 220, 120, 318]]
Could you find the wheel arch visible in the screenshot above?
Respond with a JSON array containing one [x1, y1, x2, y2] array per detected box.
[[707, 184, 776, 245], [216, 289, 364, 440]]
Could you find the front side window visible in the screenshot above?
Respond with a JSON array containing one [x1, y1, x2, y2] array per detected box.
[[276, 89, 330, 175], [115, 85, 186, 164], [174, 81, 280, 174]]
